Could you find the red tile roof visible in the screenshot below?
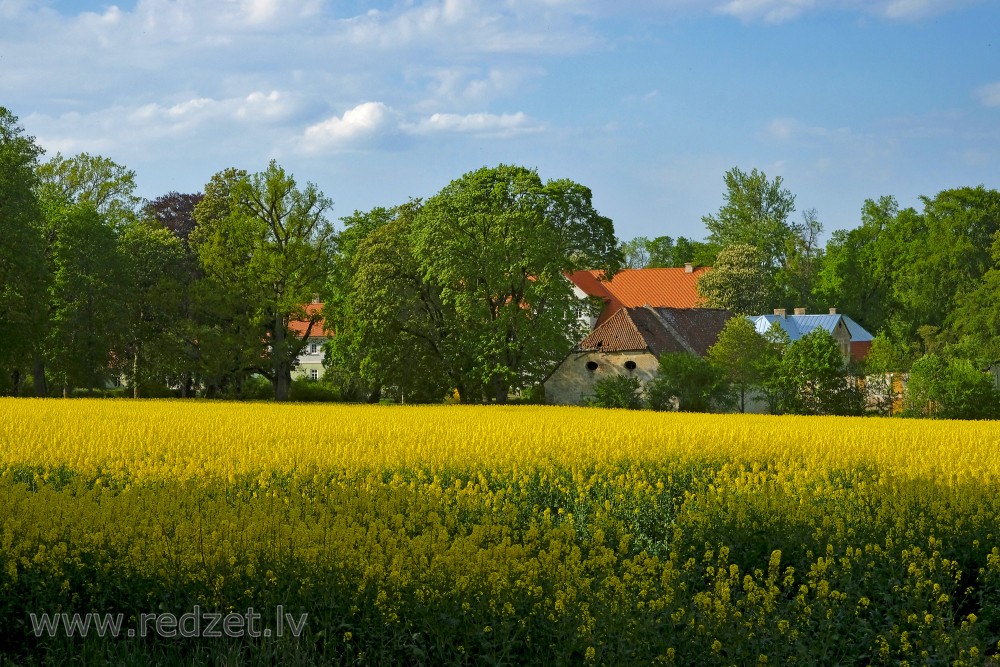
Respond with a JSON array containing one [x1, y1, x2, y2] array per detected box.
[[567, 267, 710, 326], [288, 302, 329, 338], [578, 306, 734, 358]]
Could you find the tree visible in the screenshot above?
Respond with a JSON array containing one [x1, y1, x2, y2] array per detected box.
[[702, 167, 796, 270], [118, 221, 188, 397], [708, 317, 772, 413], [0, 107, 46, 392], [191, 161, 335, 401], [620, 236, 651, 269], [646, 353, 732, 412], [904, 353, 1000, 420], [696, 244, 774, 315], [779, 208, 824, 310], [145, 191, 204, 245], [777, 328, 863, 416], [411, 165, 622, 403], [45, 203, 128, 394], [588, 374, 644, 410], [329, 204, 459, 403], [36, 152, 141, 229]]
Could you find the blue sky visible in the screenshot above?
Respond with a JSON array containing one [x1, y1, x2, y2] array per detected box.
[[2, 0, 998, 242]]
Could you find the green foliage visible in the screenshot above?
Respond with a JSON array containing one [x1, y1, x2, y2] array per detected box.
[[191, 161, 335, 401], [45, 203, 128, 393], [646, 353, 732, 412], [904, 353, 1000, 419], [777, 329, 864, 416], [407, 165, 623, 402], [618, 234, 715, 269], [0, 107, 46, 381], [35, 152, 141, 229], [587, 374, 643, 410], [695, 244, 774, 315], [702, 166, 796, 270], [708, 317, 773, 412]]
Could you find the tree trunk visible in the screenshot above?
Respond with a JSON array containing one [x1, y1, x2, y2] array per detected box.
[[366, 383, 381, 404], [274, 371, 291, 402], [132, 349, 141, 399], [491, 377, 508, 404], [10, 369, 21, 396], [33, 359, 47, 397]]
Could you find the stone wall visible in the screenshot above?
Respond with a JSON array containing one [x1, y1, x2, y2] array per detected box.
[[544, 351, 659, 405]]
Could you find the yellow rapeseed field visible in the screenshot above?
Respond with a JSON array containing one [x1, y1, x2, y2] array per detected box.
[[1, 398, 999, 665]]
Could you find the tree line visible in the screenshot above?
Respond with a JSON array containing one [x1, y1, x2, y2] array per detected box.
[[0, 108, 621, 402], [617, 166, 1000, 418], [4, 102, 999, 412]]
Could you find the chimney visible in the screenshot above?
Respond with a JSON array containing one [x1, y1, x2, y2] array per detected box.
[[829, 307, 838, 314], [684, 262, 694, 273], [773, 308, 787, 317], [794, 307, 806, 315]]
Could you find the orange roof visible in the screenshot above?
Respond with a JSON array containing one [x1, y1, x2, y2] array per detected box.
[[568, 267, 710, 326], [578, 308, 648, 352], [288, 302, 330, 338]]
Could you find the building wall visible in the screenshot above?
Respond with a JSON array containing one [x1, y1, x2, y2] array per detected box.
[[292, 338, 327, 380], [544, 351, 658, 405]]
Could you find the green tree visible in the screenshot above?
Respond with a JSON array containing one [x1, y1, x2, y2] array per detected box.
[[708, 316, 771, 413], [0, 107, 46, 393], [36, 152, 141, 229], [646, 352, 732, 412], [778, 328, 863, 416], [588, 374, 644, 409], [192, 161, 335, 401], [779, 208, 824, 310], [703, 167, 796, 270], [45, 204, 128, 394], [330, 204, 459, 403], [905, 353, 999, 420], [696, 244, 774, 314], [411, 165, 622, 403], [118, 221, 188, 397]]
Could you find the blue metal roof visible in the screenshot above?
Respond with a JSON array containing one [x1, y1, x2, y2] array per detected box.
[[747, 313, 873, 342]]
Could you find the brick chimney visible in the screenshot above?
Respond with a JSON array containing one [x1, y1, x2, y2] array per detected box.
[[684, 262, 694, 273], [794, 307, 806, 315], [829, 307, 838, 314], [773, 308, 787, 317]]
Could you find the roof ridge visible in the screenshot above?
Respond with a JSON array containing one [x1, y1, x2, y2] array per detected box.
[[642, 306, 699, 356]]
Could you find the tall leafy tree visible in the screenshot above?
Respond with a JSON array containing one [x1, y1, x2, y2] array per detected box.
[[702, 167, 796, 269], [45, 204, 128, 394], [192, 161, 335, 401], [696, 244, 774, 315], [118, 221, 188, 397], [708, 316, 772, 413], [145, 191, 204, 246], [0, 107, 46, 392], [36, 152, 141, 229], [411, 165, 622, 403], [646, 352, 732, 412], [776, 328, 863, 416]]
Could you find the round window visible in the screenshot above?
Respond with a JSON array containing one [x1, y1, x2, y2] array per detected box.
[[586, 361, 599, 371], [624, 360, 637, 371]]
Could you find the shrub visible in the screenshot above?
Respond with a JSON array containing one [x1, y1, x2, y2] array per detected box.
[[587, 374, 643, 409]]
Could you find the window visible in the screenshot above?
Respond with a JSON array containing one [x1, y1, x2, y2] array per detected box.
[[309, 369, 319, 380], [586, 361, 599, 371], [624, 360, 637, 371], [308, 343, 319, 354]]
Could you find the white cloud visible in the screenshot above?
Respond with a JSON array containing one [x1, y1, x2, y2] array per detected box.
[[301, 102, 394, 150], [404, 111, 542, 137], [715, 0, 816, 23], [976, 82, 1000, 108]]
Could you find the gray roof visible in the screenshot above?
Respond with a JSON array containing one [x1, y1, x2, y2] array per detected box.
[[748, 313, 873, 342]]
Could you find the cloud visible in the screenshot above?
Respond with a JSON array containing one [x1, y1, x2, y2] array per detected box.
[[404, 111, 542, 138], [713, 0, 978, 22], [715, 0, 816, 23], [301, 102, 395, 151], [976, 82, 1000, 108]]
